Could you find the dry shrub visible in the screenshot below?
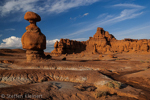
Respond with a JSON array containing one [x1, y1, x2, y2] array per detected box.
[[65, 53, 68, 56], [105, 81, 121, 89], [95, 91, 108, 98]]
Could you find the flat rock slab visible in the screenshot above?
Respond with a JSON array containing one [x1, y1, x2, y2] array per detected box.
[[119, 69, 150, 88], [0, 69, 112, 87]]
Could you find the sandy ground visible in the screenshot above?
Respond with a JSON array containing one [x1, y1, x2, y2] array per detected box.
[[0, 49, 150, 100]]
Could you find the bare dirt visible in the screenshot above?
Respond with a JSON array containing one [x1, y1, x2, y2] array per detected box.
[[0, 49, 150, 100]]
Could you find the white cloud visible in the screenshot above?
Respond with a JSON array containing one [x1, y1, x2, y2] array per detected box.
[[0, 34, 2, 37], [64, 3, 145, 38], [5, 28, 15, 31], [113, 3, 145, 9], [0, 0, 99, 16], [0, 36, 59, 49], [46, 0, 98, 13], [70, 13, 89, 20], [0, 0, 38, 16], [46, 39, 59, 47], [0, 36, 21, 48], [83, 13, 89, 16], [44, 47, 55, 52]]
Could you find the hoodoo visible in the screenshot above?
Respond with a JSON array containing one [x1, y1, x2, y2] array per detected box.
[[21, 11, 46, 62]]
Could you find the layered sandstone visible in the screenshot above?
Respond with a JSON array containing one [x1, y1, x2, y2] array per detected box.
[[51, 39, 86, 54], [21, 11, 46, 62], [52, 27, 150, 54], [86, 27, 116, 54]]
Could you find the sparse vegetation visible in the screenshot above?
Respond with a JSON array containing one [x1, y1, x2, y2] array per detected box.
[[146, 61, 149, 63], [115, 58, 120, 60], [105, 81, 121, 89], [65, 53, 68, 56], [140, 60, 145, 63], [95, 91, 108, 98], [140, 60, 149, 63]]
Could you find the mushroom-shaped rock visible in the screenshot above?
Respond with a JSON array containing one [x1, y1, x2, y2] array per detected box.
[[24, 11, 41, 22], [21, 11, 46, 62]]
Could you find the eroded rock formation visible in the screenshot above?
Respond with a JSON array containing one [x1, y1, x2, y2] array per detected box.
[[21, 11, 46, 62], [86, 27, 116, 54], [51, 39, 86, 54], [52, 27, 150, 54]]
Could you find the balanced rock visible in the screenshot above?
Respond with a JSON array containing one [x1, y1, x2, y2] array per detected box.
[[21, 11, 46, 62]]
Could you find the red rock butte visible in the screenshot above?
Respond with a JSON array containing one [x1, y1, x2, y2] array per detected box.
[[51, 27, 150, 54], [21, 11, 46, 62]]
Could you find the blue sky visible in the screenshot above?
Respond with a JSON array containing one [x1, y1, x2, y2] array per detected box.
[[0, 0, 150, 52]]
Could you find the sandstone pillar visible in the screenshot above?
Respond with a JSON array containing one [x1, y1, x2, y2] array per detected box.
[[21, 11, 46, 62]]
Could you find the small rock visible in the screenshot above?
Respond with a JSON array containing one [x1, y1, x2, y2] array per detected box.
[[62, 57, 66, 60], [46, 54, 51, 59], [86, 86, 97, 91], [107, 54, 114, 58]]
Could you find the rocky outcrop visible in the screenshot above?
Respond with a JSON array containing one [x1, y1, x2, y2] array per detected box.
[[21, 11, 46, 62], [86, 27, 116, 54], [51, 27, 116, 54], [110, 39, 149, 53], [52, 27, 150, 54], [51, 39, 86, 54]]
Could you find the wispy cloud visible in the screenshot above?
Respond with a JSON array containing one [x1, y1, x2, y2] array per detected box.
[[0, 0, 38, 16], [0, 0, 99, 16], [97, 13, 108, 18], [97, 13, 114, 20], [112, 3, 145, 9], [112, 25, 150, 39], [64, 3, 145, 38], [0, 34, 2, 37], [83, 13, 89, 17], [70, 13, 89, 20], [5, 28, 15, 31]]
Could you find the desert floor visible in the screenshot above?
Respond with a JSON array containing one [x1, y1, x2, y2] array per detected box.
[[0, 49, 150, 100]]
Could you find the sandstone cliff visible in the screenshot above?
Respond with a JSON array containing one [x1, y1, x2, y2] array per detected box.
[[51, 27, 150, 54], [51, 39, 86, 54]]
